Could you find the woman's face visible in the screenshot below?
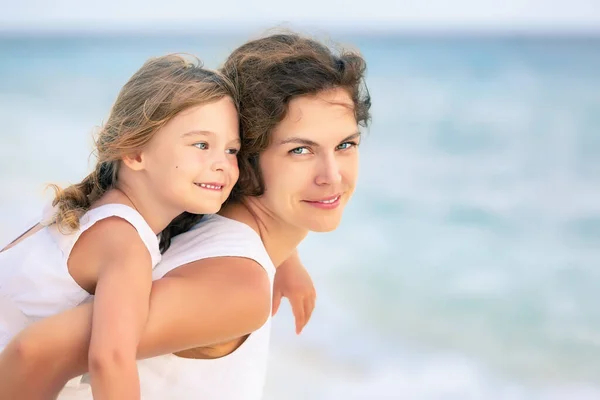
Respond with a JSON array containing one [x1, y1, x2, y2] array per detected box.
[[258, 87, 360, 232]]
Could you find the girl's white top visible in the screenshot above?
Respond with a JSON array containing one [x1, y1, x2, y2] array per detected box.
[[58, 214, 276, 400], [0, 203, 161, 350]]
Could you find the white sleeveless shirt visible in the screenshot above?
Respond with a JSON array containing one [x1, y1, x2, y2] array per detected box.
[[0, 203, 161, 350], [59, 214, 276, 400]]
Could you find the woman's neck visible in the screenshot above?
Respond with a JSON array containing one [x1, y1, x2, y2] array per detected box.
[[219, 198, 308, 268]]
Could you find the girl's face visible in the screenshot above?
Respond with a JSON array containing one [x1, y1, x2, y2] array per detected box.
[[136, 96, 241, 216]]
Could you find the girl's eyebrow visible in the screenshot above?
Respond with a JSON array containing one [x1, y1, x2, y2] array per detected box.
[[180, 130, 214, 138]]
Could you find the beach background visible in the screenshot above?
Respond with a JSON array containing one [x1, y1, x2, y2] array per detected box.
[[1, 1, 600, 399]]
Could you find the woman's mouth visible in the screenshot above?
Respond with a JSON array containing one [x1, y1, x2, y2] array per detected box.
[[302, 194, 342, 209]]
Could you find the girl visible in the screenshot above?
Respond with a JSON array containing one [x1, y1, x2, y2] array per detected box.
[[0, 54, 241, 399]]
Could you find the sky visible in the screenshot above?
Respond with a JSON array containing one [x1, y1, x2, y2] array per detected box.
[[1, 0, 599, 33]]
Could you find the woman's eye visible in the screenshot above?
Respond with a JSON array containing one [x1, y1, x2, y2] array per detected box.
[[289, 147, 310, 155], [337, 141, 357, 150], [193, 142, 208, 150]]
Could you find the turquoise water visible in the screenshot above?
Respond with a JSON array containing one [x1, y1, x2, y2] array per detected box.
[[1, 33, 599, 399]]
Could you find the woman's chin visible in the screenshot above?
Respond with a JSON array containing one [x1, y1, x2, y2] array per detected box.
[[304, 216, 343, 233]]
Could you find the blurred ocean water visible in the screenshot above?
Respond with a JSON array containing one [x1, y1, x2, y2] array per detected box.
[[1, 32, 599, 399]]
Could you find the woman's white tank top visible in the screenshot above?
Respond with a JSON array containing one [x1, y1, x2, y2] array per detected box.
[[59, 214, 276, 400]]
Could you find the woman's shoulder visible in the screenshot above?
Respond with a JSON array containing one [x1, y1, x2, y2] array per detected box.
[[185, 214, 263, 249], [156, 214, 275, 280]]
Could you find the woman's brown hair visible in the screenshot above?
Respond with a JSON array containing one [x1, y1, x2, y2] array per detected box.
[[220, 32, 371, 203]]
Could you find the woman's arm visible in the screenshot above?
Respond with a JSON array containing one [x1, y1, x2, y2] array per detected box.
[[0, 256, 271, 400], [272, 250, 317, 334]]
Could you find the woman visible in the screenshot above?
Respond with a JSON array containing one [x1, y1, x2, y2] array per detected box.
[[0, 31, 371, 400]]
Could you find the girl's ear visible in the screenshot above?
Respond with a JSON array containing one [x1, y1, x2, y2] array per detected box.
[[121, 151, 145, 171]]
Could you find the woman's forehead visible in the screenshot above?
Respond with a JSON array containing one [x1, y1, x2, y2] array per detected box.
[[271, 89, 357, 143]]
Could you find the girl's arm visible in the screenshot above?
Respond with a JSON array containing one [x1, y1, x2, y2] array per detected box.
[[0, 255, 271, 400], [70, 217, 154, 400]]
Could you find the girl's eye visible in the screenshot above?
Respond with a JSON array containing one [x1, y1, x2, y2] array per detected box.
[[193, 142, 208, 150], [289, 147, 310, 155], [226, 148, 240, 155], [337, 141, 358, 151]]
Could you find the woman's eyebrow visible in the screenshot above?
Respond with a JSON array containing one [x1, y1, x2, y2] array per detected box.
[[278, 131, 361, 147]]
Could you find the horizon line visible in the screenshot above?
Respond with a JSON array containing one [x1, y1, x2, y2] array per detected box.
[[1, 19, 600, 37]]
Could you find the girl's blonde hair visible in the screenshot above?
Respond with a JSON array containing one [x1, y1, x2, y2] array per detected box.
[[49, 54, 236, 236]]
